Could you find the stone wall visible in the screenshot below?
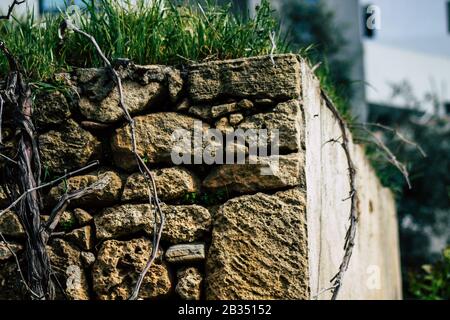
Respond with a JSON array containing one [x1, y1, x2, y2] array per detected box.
[[0, 54, 401, 300]]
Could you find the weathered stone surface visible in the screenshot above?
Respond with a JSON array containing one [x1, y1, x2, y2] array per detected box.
[[122, 167, 200, 202], [0, 185, 8, 208], [39, 119, 101, 174], [188, 99, 254, 121], [160, 204, 211, 244], [95, 204, 151, 240], [81, 252, 96, 267], [111, 113, 209, 171], [229, 113, 244, 126], [203, 153, 304, 194], [65, 226, 93, 251], [176, 98, 190, 112], [79, 81, 162, 123], [94, 203, 211, 243], [165, 243, 205, 263], [188, 54, 301, 103], [33, 91, 71, 128], [47, 239, 90, 300], [187, 105, 212, 120], [0, 259, 26, 299], [74, 68, 113, 102], [211, 102, 239, 118], [128, 64, 183, 102], [92, 238, 172, 300], [73, 208, 94, 225], [0, 211, 24, 238], [239, 99, 303, 152], [206, 188, 309, 300], [215, 117, 234, 135], [176, 267, 202, 300], [56, 211, 77, 231], [49, 170, 122, 207], [0, 241, 23, 261]]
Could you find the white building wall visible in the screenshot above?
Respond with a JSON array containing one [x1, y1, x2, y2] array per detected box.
[[364, 41, 450, 115]]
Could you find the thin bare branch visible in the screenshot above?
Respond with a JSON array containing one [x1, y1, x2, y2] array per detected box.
[[59, 19, 165, 300], [0, 161, 99, 219], [0, 231, 43, 299], [351, 122, 427, 158], [322, 92, 358, 300], [356, 124, 412, 189], [0, 0, 25, 20], [42, 174, 111, 242]]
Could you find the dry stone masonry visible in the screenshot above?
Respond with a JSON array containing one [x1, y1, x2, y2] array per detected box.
[[0, 54, 402, 300]]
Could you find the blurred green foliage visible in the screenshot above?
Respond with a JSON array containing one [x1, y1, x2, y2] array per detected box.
[[409, 247, 450, 300]]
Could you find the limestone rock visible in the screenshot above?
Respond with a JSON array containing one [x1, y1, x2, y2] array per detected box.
[[73, 67, 114, 102], [206, 188, 309, 300], [33, 91, 71, 128], [111, 113, 209, 171], [165, 243, 206, 264], [188, 105, 212, 120], [92, 238, 172, 300], [94, 203, 211, 243], [49, 170, 122, 208], [128, 64, 183, 102], [65, 226, 93, 251], [73, 208, 94, 225], [176, 267, 202, 300], [239, 99, 303, 152], [39, 119, 101, 174], [0, 185, 8, 208], [122, 167, 200, 202], [80, 252, 96, 267], [203, 153, 304, 194], [47, 239, 90, 300], [0, 211, 24, 238], [215, 117, 234, 135], [211, 102, 239, 118], [0, 241, 23, 261], [176, 98, 190, 112], [188, 54, 301, 103], [165, 67, 184, 102], [160, 204, 211, 244], [78, 81, 162, 123], [56, 211, 77, 232], [229, 113, 244, 126], [94, 204, 152, 240], [188, 99, 254, 121]]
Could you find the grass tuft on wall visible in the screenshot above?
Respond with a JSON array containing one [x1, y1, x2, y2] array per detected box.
[[0, 0, 288, 81]]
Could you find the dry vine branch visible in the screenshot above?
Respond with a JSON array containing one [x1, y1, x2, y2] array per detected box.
[[321, 92, 359, 300], [0, 0, 25, 20], [58, 18, 165, 300], [349, 122, 427, 190], [0, 0, 108, 299], [0, 23, 54, 298], [0, 161, 99, 219], [357, 123, 427, 158], [353, 124, 413, 189]]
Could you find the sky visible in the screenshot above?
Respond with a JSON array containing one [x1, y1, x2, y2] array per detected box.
[[360, 0, 450, 57]]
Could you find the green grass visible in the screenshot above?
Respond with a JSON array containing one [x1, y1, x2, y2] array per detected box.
[[0, 0, 288, 81]]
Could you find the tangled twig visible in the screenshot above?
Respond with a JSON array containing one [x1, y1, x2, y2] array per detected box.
[[0, 161, 99, 219], [321, 92, 358, 300], [0, 0, 25, 20], [58, 18, 165, 300]]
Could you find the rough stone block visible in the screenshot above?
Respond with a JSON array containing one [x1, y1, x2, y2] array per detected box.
[[188, 54, 301, 103], [206, 188, 309, 300]]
